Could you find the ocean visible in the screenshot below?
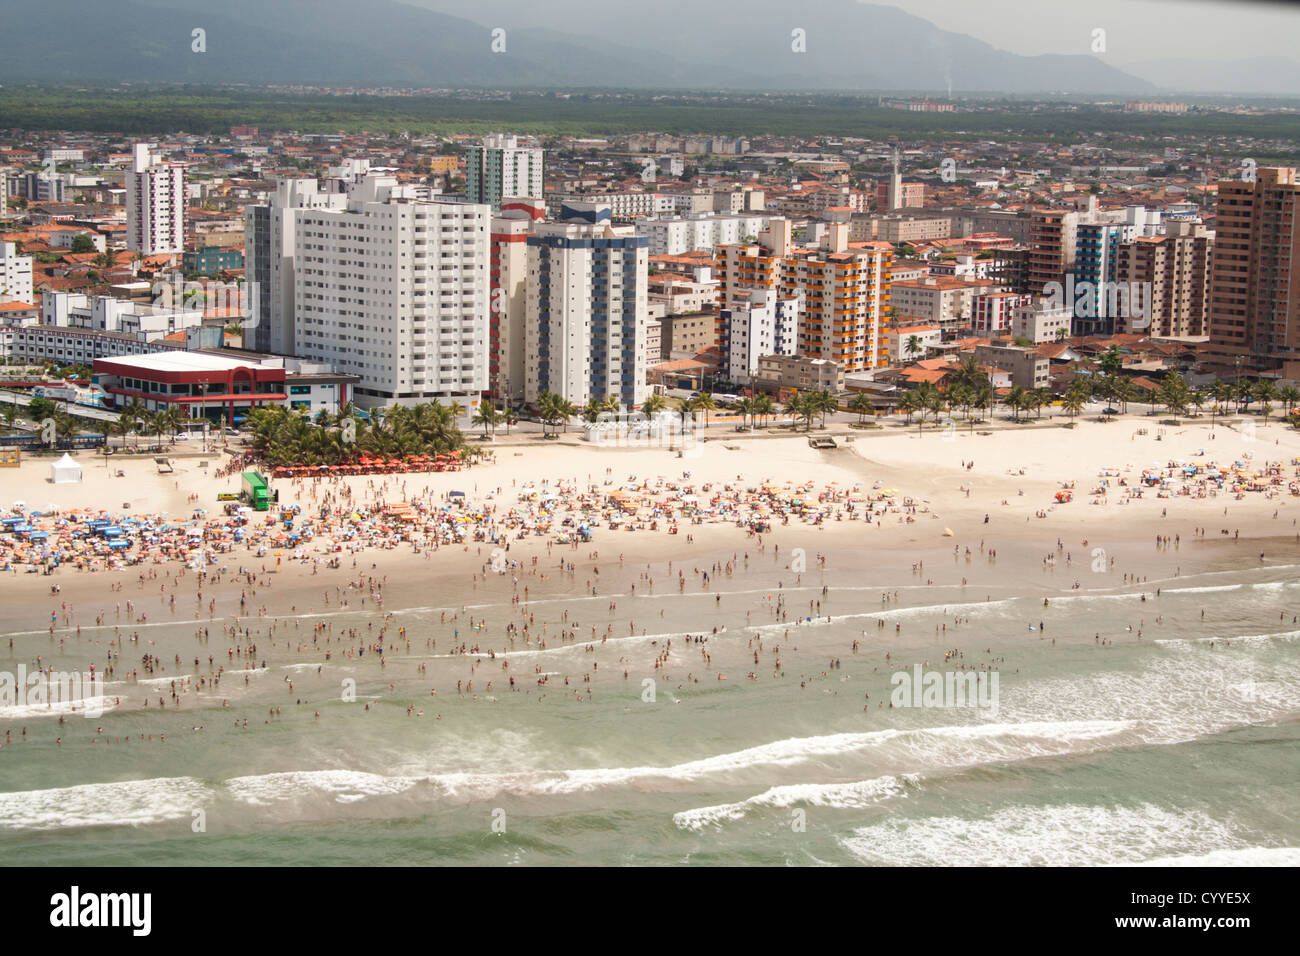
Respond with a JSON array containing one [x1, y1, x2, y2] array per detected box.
[[1, 536, 1298, 866]]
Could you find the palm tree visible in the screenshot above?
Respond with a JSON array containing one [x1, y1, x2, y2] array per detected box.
[[949, 355, 989, 393], [1210, 379, 1232, 424], [1114, 376, 1138, 415], [581, 397, 605, 424], [160, 405, 184, 440], [1005, 386, 1026, 422], [535, 391, 565, 437], [1277, 385, 1298, 417], [54, 411, 78, 445], [1062, 389, 1085, 422], [973, 383, 993, 425], [122, 397, 147, 429], [898, 390, 920, 424], [1234, 379, 1253, 414], [641, 393, 667, 419], [1031, 387, 1052, 419], [501, 406, 518, 436], [849, 392, 873, 424], [692, 392, 716, 430], [736, 396, 754, 430], [1158, 371, 1190, 423], [1254, 379, 1277, 414], [1099, 345, 1124, 376], [905, 334, 924, 362], [472, 404, 499, 439], [784, 394, 813, 431], [947, 384, 973, 422], [754, 394, 775, 429], [800, 389, 833, 428], [104, 414, 129, 451]]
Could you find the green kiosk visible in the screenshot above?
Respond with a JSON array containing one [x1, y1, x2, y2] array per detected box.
[[241, 471, 271, 512]]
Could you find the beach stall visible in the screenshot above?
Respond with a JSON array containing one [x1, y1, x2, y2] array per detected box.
[[241, 471, 272, 512], [50, 453, 82, 484]]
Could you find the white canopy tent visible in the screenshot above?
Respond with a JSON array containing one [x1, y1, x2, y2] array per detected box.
[[50, 453, 83, 484]]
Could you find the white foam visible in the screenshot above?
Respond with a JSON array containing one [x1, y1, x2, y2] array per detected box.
[[747, 598, 1016, 634], [998, 651, 1300, 745], [0, 776, 209, 830], [674, 775, 912, 831], [224, 769, 421, 806], [1136, 846, 1300, 867], [0, 696, 118, 719], [423, 719, 1133, 802], [840, 803, 1254, 866]]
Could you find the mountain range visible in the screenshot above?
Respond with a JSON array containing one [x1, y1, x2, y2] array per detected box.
[[1, 0, 1276, 95]]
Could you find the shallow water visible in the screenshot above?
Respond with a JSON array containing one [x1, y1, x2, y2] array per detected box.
[[2, 536, 1297, 865]]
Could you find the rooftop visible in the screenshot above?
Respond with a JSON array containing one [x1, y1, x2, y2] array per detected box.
[[95, 352, 262, 373]]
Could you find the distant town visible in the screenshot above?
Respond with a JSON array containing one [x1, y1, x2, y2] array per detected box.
[[1, 96, 1298, 436]]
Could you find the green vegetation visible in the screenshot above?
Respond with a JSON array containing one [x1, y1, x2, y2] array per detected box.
[[246, 401, 465, 466], [6, 87, 1300, 144]]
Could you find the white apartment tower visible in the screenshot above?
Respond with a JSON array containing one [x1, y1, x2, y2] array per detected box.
[[525, 221, 649, 408], [244, 179, 349, 355], [127, 144, 186, 255], [290, 173, 491, 408], [0, 242, 34, 304], [725, 289, 802, 385]]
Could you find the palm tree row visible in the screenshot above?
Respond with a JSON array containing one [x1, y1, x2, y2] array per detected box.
[[783, 389, 838, 431], [246, 401, 465, 467], [536, 391, 579, 437]]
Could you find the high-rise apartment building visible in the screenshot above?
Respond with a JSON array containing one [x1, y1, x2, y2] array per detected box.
[[489, 199, 545, 403], [287, 173, 490, 408], [724, 289, 802, 384], [1074, 222, 1125, 336], [1117, 220, 1213, 337], [244, 179, 349, 355], [716, 219, 892, 373], [788, 231, 893, 372], [1026, 209, 1079, 295], [525, 220, 649, 409], [465, 134, 544, 211], [126, 144, 186, 255], [1208, 167, 1300, 360]]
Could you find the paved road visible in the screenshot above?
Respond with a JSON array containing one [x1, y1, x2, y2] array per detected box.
[[0, 389, 120, 423]]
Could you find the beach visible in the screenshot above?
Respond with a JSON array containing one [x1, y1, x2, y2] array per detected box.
[[1, 414, 1298, 865]]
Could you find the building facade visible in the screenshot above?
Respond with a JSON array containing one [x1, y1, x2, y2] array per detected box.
[[127, 143, 186, 255], [291, 174, 491, 408], [1208, 167, 1300, 360], [724, 290, 802, 384], [0, 241, 33, 304], [1117, 220, 1212, 337], [465, 135, 543, 211], [525, 222, 649, 408]]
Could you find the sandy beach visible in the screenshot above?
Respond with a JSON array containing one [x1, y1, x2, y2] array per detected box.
[[2, 414, 1297, 629]]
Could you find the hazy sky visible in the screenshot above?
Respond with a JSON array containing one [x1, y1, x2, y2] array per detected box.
[[880, 0, 1298, 64]]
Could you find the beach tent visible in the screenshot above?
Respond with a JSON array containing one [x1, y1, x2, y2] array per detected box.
[[50, 454, 82, 484]]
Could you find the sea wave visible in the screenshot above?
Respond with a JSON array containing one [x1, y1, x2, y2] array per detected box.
[[839, 803, 1257, 866], [0, 776, 209, 831]]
